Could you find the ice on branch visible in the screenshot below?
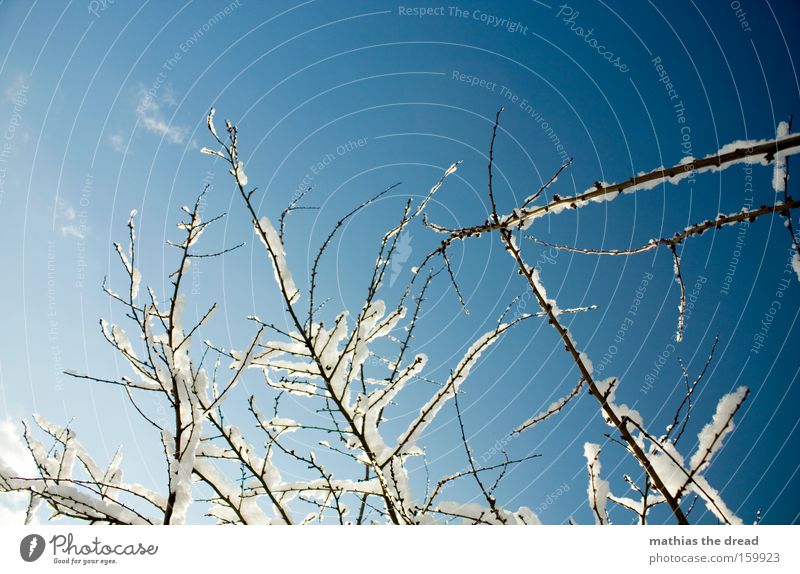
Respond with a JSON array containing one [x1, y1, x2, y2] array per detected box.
[[584, 443, 610, 524], [257, 216, 301, 305], [0, 415, 163, 524], [773, 121, 790, 192], [5, 111, 787, 527], [484, 131, 800, 231], [689, 386, 748, 473], [393, 319, 524, 459], [792, 252, 800, 282], [231, 161, 248, 187], [429, 501, 541, 525]]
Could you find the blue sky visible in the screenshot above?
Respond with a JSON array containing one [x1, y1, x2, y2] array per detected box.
[[0, 0, 798, 524]]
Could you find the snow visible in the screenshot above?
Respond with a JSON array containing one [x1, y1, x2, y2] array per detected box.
[[231, 161, 248, 187], [361, 353, 427, 463], [433, 501, 541, 524], [583, 443, 610, 524], [393, 324, 512, 458], [276, 478, 383, 497], [0, 417, 157, 524], [386, 161, 459, 240], [156, 310, 209, 524], [162, 426, 201, 525], [642, 386, 746, 525], [193, 457, 271, 524], [206, 107, 219, 140], [647, 440, 687, 497], [506, 235, 561, 315], [257, 215, 300, 304], [203, 418, 290, 523], [512, 506, 542, 525], [579, 352, 593, 375], [109, 323, 136, 359], [531, 267, 561, 316], [499, 131, 800, 230], [688, 475, 742, 525], [773, 121, 790, 192], [443, 163, 459, 178], [595, 374, 643, 428], [266, 418, 299, 433], [595, 376, 615, 396], [315, 312, 350, 398], [0, 419, 38, 524], [131, 268, 141, 299], [515, 378, 589, 432], [199, 146, 225, 159], [264, 369, 319, 396], [689, 386, 748, 472]]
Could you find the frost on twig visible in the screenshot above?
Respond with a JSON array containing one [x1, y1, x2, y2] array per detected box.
[[2, 108, 790, 525], [450, 108, 769, 525], [584, 443, 610, 525], [0, 416, 163, 524]]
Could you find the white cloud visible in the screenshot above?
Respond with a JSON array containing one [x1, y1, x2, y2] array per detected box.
[[60, 225, 85, 239], [55, 198, 86, 240], [108, 132, 127, 154], [0, 419, 37, 525], [56, 198, 76, 221], [160, 84, 177, 107], [135, 86, 187, 144]]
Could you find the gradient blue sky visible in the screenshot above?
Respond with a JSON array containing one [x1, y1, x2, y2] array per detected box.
[[0, 0, 798, 524]]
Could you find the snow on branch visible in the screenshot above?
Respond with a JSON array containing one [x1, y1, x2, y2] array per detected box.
[[584, 443, 610, 525], [688, 387, 749, 478], [430, 129, 800, 244], [467, 109, 766, 525], [3, 108, 784, 526], [0, 416, 163, 524], [185, 113, 549, 524]]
